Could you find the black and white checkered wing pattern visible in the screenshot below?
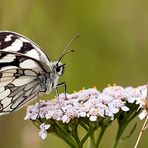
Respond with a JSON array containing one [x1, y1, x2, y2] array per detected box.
[[0, 31, 51, 115], [0, 68, 40, 114], [0, 31, 50, 65]]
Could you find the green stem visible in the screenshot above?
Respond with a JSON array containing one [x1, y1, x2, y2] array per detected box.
[[79, 119, 89, 131], [80, 125, 96, 147], [89, 132, 96, 148], [112, 122, 126, 148], [96, 127, 106, 147], [55, 132, 77, 148], [72, 124, 81, 146], [80, 131, 92, 147], [52, 123, 78, 147], [112, 111, 139, 148]]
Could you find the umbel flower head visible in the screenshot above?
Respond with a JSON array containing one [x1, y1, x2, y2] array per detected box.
[[25, 85, 148, 148]]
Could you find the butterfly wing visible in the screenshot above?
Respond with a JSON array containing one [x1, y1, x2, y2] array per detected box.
[[0, 31, 52, 115], [0, 68, 40, 115], [0, 50, 50, 115], [0, 31, 51, 66]]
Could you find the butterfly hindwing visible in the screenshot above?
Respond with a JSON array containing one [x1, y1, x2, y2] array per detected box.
[[0, 68, 40, 114]]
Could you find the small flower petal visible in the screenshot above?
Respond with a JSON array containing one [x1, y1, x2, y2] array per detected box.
[[139, 110, 147, 120], [121, 106, 129, 111], [89, 116, 97, 121], [38, 123, 50, 140], [39, 131, 47, 140]]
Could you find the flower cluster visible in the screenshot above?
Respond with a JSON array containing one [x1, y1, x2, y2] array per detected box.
[[25, 85, 148, 141]]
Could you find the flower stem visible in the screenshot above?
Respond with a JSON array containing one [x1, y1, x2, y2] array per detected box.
[[89, 133, 96, 148], [134, 116, 148, 148], [113, 110, 139, 148], [72, 124, 81, 146], [80, 125, 96, 147], [96, 127, 106, 147], [112, 123, 126, 148], [81, 131, 92, 147], [51, 122, 78, 147], [56, 133, 77, 147]]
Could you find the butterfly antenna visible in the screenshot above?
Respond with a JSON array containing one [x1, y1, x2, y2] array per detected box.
[[62, 34, 80, 54], [57, 49, 74, 63], [58, 34, 80, 63]]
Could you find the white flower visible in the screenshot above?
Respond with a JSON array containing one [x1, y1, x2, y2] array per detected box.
[[78, 111, 86, 117], [105, 108, 114, 120], [139, 110, 147, 120], [24, 105, 39, 120], [121, 106, 129, 111], [25, 86, 148, 124], [62, 115, 71, 123], [39, 123, 50, 140], [45, 110, 55, 119], [127, 97, 136, 103], [24, 85, 148, 140], [137, 98, 148, 120], [89, 116, 97, 121]]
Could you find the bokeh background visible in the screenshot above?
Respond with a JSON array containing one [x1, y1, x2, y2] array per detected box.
[[0, 0, 148, 148]]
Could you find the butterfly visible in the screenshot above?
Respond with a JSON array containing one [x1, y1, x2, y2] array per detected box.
[[0, 31, 76, 115]]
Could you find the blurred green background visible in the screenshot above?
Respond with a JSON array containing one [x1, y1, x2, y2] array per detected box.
[[0, 0, 148, 147]]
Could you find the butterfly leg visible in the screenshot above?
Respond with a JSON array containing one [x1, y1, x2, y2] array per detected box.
[[56, 82, 68, 100], [36, 93, 42, 119], [54, 87, 65, 113], [55, 82, 67, 112], [36, 93, 46, 123]]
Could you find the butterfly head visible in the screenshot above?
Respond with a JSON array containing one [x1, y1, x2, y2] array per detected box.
[[46, 61, 65, 90], [55, 62, 65, 76], [54, 34, 80, 75], [54, 49, 74, 76], [54, 35, 80, 76]]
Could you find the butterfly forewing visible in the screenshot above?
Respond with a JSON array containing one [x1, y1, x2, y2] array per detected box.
[[0, 31, 53, 115], [0, 31, 50, 65]]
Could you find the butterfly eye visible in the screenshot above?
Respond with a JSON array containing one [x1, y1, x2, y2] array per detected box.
[[56, 64, 65, 76], [56, 65, 61, 73]]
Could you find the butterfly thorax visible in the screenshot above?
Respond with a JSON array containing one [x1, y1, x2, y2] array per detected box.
[[39, 61, 64, 93]]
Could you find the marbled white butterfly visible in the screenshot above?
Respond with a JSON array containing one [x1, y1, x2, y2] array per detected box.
[[0, 31, 75, 115]]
